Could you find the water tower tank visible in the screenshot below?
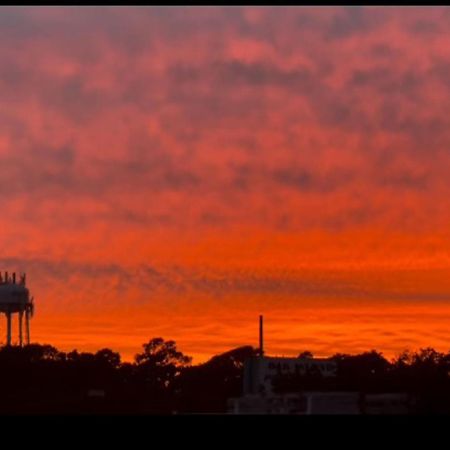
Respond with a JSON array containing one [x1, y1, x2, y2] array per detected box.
[[0, 272, 34, 346], [0, 283, 30, 312]]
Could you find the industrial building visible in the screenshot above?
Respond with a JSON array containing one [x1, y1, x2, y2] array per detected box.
[[228, 316, 413, 414], [228, 390, 413, 415], [243, 354, 337, 396]]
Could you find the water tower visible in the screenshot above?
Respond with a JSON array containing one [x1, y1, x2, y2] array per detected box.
[[0, 272, 34, 346]]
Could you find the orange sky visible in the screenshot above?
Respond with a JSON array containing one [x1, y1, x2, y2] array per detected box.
[[1, 7, 450, 363]]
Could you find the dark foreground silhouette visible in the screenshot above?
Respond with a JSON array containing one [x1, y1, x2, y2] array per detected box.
[[0, 339, 450, 414]]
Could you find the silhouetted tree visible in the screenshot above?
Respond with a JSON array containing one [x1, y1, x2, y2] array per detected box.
[[174, 345, 258, 413], [95, 348, 121, 369], [391, 347, 450, 412], [134, 338, 192, 413], [135, 338, 192, 368]]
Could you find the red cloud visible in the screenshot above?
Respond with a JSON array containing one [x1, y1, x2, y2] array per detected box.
[[0, 7, 449, 360]]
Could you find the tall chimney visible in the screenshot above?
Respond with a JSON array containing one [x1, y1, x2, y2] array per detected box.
[[12, 272, 16, 284], [5, 271, 8, 283], [259, 315, 264, 357]]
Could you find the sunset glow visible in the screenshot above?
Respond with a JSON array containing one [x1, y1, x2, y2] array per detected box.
[[1, 6, 450, 362]]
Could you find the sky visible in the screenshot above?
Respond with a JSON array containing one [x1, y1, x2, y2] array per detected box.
[[1, 6, 450, 362]]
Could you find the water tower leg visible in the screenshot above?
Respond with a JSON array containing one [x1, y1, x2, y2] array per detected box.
[[6, 312, 11, 346], [25, 310, 30, 345], [19, 311, 23, 347]]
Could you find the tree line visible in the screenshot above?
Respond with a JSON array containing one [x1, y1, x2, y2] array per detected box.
[[0, 339, 450, 413]]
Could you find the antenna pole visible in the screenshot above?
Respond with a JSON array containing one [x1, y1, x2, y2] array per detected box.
[[259, 315, 264, 357]]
